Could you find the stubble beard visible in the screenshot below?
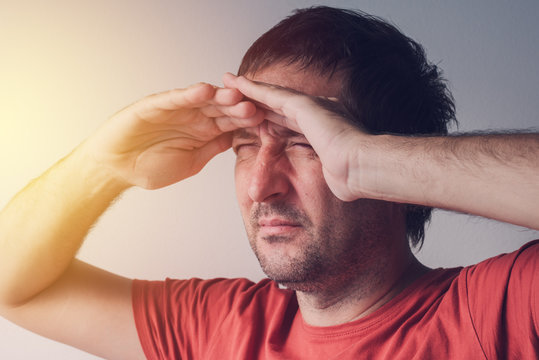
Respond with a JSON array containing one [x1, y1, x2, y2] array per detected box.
[[247, 202, 347, 292]]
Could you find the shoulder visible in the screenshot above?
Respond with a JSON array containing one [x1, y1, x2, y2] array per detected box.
[[132, 277, 292, 316], [443, 239, 539, 310], [132, 277, 295, 358], [133, 277, 274, 303], [458, 240, 539, 358], [463, 239, 538, 286], [402, 240, 538, 330]]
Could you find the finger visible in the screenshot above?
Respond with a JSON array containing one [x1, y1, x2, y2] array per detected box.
[[201, 100, 258, 119], [222, 73, 290, 112], [142, 133, 234, 189], [192, 132, 234, 170], [213, 110, 265, 133], [263, 109, 289, 129], [131, 83, 217, 120], [151, 83, 217, 109], [223, 72, 303, 100], [223, 73, 304, 131], [138, 84, 244, 114], [212, 87, 244, 106]]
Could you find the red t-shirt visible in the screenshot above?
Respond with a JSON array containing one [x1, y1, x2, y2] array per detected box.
[[132, 241, 538, 359]]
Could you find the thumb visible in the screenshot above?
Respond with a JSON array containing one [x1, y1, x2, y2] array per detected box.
[[192, 132, 233, 171]]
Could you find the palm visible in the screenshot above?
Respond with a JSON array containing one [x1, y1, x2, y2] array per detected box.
[[123, 109, 226, 188], [82, 83, 262, 189]]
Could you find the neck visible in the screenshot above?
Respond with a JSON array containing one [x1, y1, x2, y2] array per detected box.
[[295, 256, 430, 327]]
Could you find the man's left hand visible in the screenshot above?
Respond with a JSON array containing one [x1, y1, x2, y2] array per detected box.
[[223, 72, 367, 201]]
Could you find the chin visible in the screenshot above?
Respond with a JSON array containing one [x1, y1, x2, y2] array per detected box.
[[273, 280, 322, 293], [260, 262, 324, 293]]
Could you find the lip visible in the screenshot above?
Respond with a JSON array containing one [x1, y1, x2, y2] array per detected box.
[[257, 218, 301, 236], [258, 217, 301, 227]]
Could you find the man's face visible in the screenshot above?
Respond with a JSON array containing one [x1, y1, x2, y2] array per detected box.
[[233, 65, 402, 292]]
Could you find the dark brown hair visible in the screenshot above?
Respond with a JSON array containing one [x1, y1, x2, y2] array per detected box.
[[239, 6, 457, 248]]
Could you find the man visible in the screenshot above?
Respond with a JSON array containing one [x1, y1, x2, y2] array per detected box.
[[0, 6, 537, 359]]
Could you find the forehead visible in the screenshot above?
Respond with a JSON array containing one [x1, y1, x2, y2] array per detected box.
[[247, 63, 341, 98]]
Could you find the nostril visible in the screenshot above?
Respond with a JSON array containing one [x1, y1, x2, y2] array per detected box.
[[247, 161, 289, 203]]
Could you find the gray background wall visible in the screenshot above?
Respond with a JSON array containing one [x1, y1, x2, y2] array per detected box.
[[1, 1, 538, 358]]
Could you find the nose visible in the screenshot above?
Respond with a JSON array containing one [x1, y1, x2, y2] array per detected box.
[[247, 149, 290, 203]]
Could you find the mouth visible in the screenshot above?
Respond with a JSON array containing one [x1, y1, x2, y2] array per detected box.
[[258, 218, 301, 236], [249, 203, 311, 241]]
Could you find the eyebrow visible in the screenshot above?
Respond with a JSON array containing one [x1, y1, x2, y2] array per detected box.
[[272, 127, 304, 139], [232, 127, 306, 141], [232, 128, 257, 140]]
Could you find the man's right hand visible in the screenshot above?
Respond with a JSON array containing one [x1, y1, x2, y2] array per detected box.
[[80, 83, 264, 189], [0, 82, 264, 359]]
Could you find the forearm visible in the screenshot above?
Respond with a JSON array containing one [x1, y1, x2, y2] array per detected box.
[[356, 133, 539, 229], [0, 146, 129, 305]]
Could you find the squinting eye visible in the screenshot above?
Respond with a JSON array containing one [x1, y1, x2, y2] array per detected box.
[[291, 143, 313, 149], [289, 142, 318, 157], [233, 143, 259, 156]]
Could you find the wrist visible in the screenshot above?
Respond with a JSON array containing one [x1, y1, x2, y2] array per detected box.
[[64, 144, 132, 200], [353, 134, 417, 202]]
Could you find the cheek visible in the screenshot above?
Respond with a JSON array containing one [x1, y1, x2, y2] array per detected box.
[[293, 158, 346, 215], [295, 168, 340, 221], [234, 164, 252, 212], [294, 161, 331, 198]]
